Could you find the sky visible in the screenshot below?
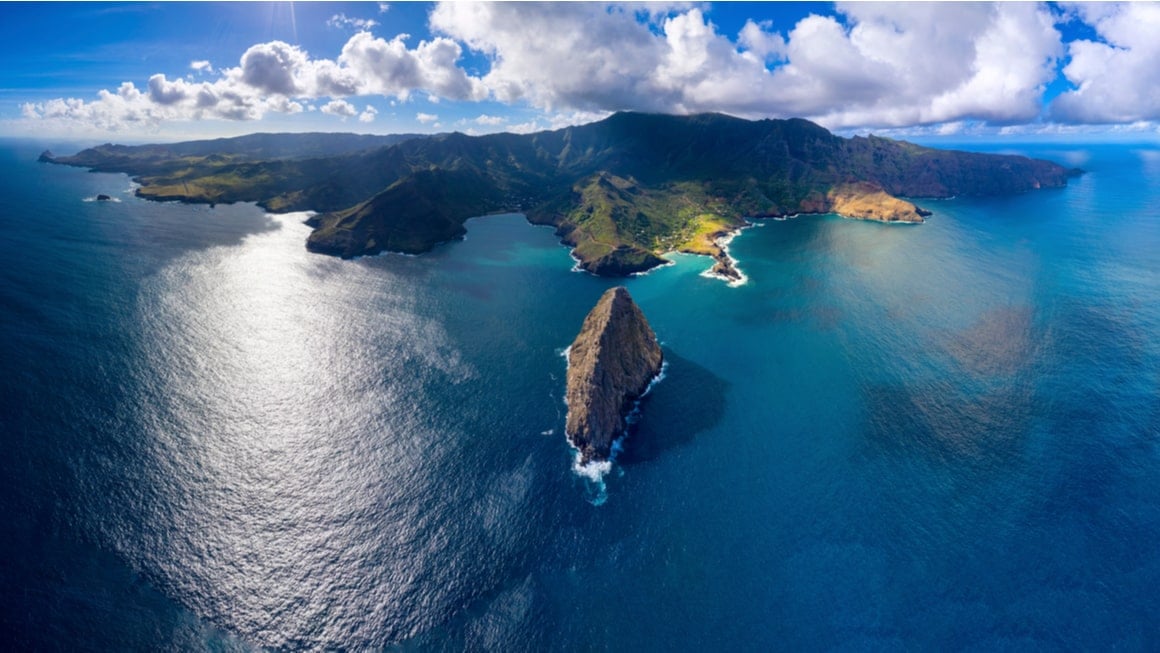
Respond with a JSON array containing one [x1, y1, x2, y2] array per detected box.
[[3, 1, 1159, 143]]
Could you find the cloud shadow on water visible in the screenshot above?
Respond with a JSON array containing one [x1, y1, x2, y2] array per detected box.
[[618, 351, 729, 465]]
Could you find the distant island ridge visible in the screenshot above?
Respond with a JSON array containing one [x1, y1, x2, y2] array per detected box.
[[42, 112, 1080, 281]]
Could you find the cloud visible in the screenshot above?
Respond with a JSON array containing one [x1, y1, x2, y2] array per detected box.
[[238, 41, 307, 96], [321, 99, 358, 118], [359, 105, 378, 123], [737, 19, 786, 63], [1050, 3, 1160, 123], [18, 1, 1152, 136], [430, 3, 667, 112], [337, 32, 487, 101], [416, 112, 438, 124], [430, 2, 1064, 129], [798, 2, 1063, 128], [147, 74, 189, 106], [327, 13, 379, 31], [21, 32, 484, 132]]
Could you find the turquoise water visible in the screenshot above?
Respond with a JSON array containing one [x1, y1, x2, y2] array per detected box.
[[1, 141, 1158, 649]]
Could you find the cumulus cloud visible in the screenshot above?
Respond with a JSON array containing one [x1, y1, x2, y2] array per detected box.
[[321, 99, 358, 118], [17, 1, 1154, 135], [238, 41, 310, 95], [336, 32, 487, 101], [430, 3, 667, 112], [416, 112, 438, 124], [737, 19, 786, 63], [359, 105, 378, 123], [327, 13, 379, 31], [1050, 3, 1160, 123], [804, 2, 1063, 127], [21, 31, 484, 132], [431, 1, 1064, 129]]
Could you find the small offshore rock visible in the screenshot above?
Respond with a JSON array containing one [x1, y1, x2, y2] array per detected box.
[[565, 286, 663, 463]]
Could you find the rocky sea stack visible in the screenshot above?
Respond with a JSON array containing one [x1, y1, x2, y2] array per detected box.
[[565, 287, 664, 463]]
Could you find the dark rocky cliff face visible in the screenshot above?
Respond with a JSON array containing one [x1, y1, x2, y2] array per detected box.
[[565, 287, 664, 463]]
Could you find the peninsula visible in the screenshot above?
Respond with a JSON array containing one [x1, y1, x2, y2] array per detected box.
[[44, 112, 1079, 279], [565, 287, 664, 463]]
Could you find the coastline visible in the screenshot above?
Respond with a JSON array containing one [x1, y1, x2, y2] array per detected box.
[[695, 223, 752, 287]]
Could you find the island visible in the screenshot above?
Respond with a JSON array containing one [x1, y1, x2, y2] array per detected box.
[[96, 194, 112, 201], [565, 287, 664, 463], [43, 112, 1080, 279]]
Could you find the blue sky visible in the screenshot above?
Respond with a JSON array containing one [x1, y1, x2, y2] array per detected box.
[[3, 2, 1158, 142]]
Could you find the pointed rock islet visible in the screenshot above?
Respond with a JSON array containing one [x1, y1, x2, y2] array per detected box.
[[565, 287, 663, 463]]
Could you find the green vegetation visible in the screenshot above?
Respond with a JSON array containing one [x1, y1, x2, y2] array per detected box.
[[47, 112, 1079, 277]]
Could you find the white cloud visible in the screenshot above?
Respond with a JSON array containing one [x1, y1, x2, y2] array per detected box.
[[416, 112, 438, 124], [503, 110, 611, 134], [506, 119, 545, 135], [21, 32, 484, 132], [430, 2, 1063, 129], [1050, 3, 1160, 123], [430, 3, 668, 112], [359, 105, 378, 123], [238, 41, 308, 96], [337, 32, 487, 101], [327, 13, 379, 31], [321, 99, 358, 118], [802, 2, 1063, 128], [737, 19, 786, 63], [19, 1, 1154, 136], [378, 3, 390, 13]]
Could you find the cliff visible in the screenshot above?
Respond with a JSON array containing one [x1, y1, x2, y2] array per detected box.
[[565, 287, 664, 463], [824, 182, 930, 223]]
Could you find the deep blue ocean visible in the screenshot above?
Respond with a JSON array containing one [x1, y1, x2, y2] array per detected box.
[[1, 139, 1158, 650]]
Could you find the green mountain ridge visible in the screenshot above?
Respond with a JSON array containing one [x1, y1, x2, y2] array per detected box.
[[44, 112, 1079, 279]]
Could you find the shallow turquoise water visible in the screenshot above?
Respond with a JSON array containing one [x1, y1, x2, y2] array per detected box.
[[1, 141, 1158, 649]]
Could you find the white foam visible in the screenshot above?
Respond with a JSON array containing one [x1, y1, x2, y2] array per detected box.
[[642, 360, 668, 396], [698, 224, 751, 287], [564, 360, 666, 505], [700, 265, 748, 287], [83, 196, 121, 203], [572, 454, 612, 506], [627, 259, 675, 277], [572, 455, 612, 483]]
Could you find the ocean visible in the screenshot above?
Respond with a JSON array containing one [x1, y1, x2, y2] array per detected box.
[[1, 140, 1158, 650]]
